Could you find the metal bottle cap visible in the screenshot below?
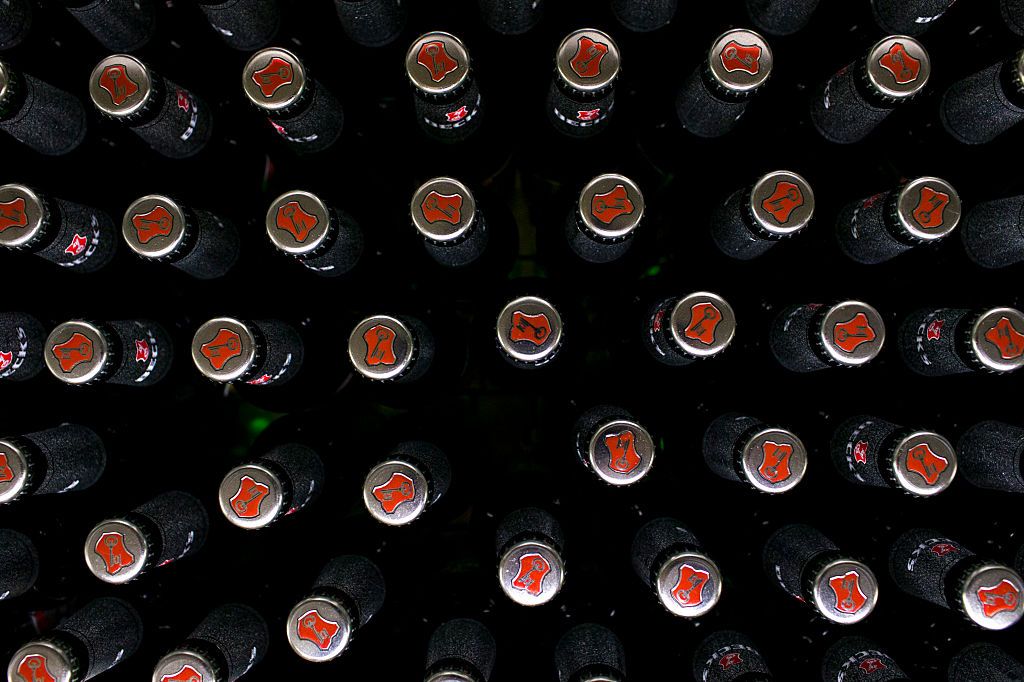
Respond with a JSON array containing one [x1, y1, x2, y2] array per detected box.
[[406, 32, 470, 95], [556, 28, 621, 93], [152, 649, 217, 682], [818, 301, 886, 366], [708, 29, 773, 93], [348, 315, 416, 381], [363, 460, 428, 526], [586, 419, 655, 486], [960, 564, 1024, 630], [496, 296, 563, 365], [895, 177, 961, 241], [218, 463, 284, 530], [970, 307, 1024, 373], [266, 190, 332, 255], [865, 36, 930, 99], [286, 596, 353, 662], [890, 431, 957, 496], [811, 559, 879, 624], [739, 428, 808, 493], [655, 552, 722, 618], [83, 518, 149, 584], [0, 439, 28, 504], [411, 177, 476, 243], [44, 321, 109, 385], [498, 540, 564, 606], [667, 292, 736, 358], [749, 171, 814, 236], [0, 61, 9, 105], [191, 318, 257, 382], [122, 194, 187, 259], [426, 673, 476, 682], [578, 174, 644, 240], [0, 184, 45, 248], [7, 642, 73, 682], [89, 54, 153, 117], [242, 47, 306, 111]]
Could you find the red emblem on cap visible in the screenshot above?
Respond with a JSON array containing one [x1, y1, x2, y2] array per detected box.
[[275, 201, 319, 243], [672, 563, 710, 607], [132, 205, 174, 244], [64, 233, 88, 256], [51, 332, 93, 373], [0, 350, 11, 373], [512, 553, 550, 595], [913, 186, 950, 229], [16, 655, 56, 682], [720, 652, 743, 669], [833, 312, 876, 353], [363, 324, 397, 366], [720, 40, 762, 75], [509, 311, 551, 345], [0, 197, 27, 232], [200, 328, 242, 371], [758, 441, 793, 483], [978, 579, 1020, 617], [230, 475, 270, 518], [906, 442, 948, 486], [297, 609, 341, 650], [859, 658, 887, 674], [684, 303, 721, 345], [926, 319, 944, 341], [446, 105, 469, 122], [0, 454, 12, 483], [134, 339, 150, 363], [853, 441, 869, 464], [421, 191, 463, 225], [878, 42, 921, 84], [372, 472, 415, 514], [605, 430, 641, 474], [94, 531, 135, 575], [761, 181, 804, 223], [161, 664, 204, 682], [829, 570, 868, 614], [570, 37, 609, 78], [99, 64, 139, 105], [931, 542, 958, 557], [417, 40, 459, 82], [984, 317, 1024, 360], [252, 56, 293, 98], [577, 108, 601, 121], [591, 184, 634, 225]]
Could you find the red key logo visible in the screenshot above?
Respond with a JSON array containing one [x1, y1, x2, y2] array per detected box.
[[134, 339, 150, 363], [99, 64, 140, 105], [161, 664, 204, 682], [591, 185, 634, 225], [51, 332, 93, 373], [297, 609, 341, 651], [512, 553, 551, 595], [363, 325, 397, 366], [509, 311, 551, 346], [16, 655, 56, 682], [577, 109, 601, 121], [421, 191, 463, 225], [94, 531, 135, 575], [275, 201, 319, 242], [446, 106, 469, 122], [761, 181, 804, 223], [720, 40, 762, 75], [926, 319, 944, 341], [829, 570, 867, 614], [913, 186, 950, 229], [252, 56, 293, 98], [64, 233, 88, 256], [570, 37, 609, 78], [200, 328, 242, 371], [720, 652, 743, 669], [132, 205, 174, 244], [605, 430, 641, 474], [853, 441, 869, 464], [372, 472, 415, 514], [984, 317, 1024, 360], [672, 563, 710, 607], [833, 313, 876, 353], [0, 453, 13, 483], [977, 579, 1020, 618], [417, 41, 459, 82], [931, 543, 958, 557], [758, 441, 793, 483], [906, 443, 948, 486], [878, 42, 921, 84], [860, 658, 887, 674], [231, 475, 270, 518], [0, 197, 27, 232], [684, 303, 721, 345]]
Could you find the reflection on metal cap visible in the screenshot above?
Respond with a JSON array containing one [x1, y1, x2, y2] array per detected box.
[[866, 36, 930, 99], [708, 29, 773, 93], [655, 552, 722, 618], [266, 190, 332, 255], [819, 301, 886, 367], [191, 318, 257, 383], [891, 431, 957, 496], [578, 174, 644, 240], [122, 195, 187, 259], [218, 463, 284, 530], [749, 170, 814, 236], [411, 178, 476, 243], [496, 296, 563, 365], [7, 642, 73, 682], [740, 428, 808, 493], [83, 518, 149, 584], [406, 32, 471, 95], [811, 558, 879, 624], [152, 649, 216, 682], [44, 321, 109, 385], [498, 540, 564, 606], [286, 596, 353, 662], [668, 292, 736, 358], [556, 28, 621, 93], [0, 439, 28, 504], [895, 177, 961, 241], [960, 564, 1024, 630], [587, 419, 655, 486], [0, 183, 45, 248], [89, 54, 152, 117], [363, 460, 429, 526], [348, 315, 416, 381], [242, 47, 307, 111], [970, 307, 1024, 373]]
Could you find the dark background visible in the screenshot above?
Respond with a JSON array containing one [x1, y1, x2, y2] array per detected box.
[[2, 0, 1024, 679]]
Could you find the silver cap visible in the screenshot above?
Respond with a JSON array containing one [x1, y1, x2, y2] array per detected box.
[[44, 321, 109, 385], [961, 564, 1024, 630], [84, 518, 149, 584], [152, 650, 217, 682], [708, 29, 773, 93], [7, 642, 73, 682], [749, 170, 814, 236], [122, 195, 187, 259], [578, 174, 644, 240], [286, 596, 353, 662], [426, 673, 477, 682], [348, 315, 416, 381], [411, 177, 476, 243], [498, 540, 564, 606], [89, 54, 152, 117], [667, 292, 736, 358], [406, 32, 470, 95], [0, 61, 9, 105], [0, 184, 45, 248], [655, 552, 722, 618], [890, 431, 957, 497], [363, 460, 428, 526], [266, 190, 332, 255], [866, 36, 930, 99], [971, 307, 1024, 373], [0, 439, 28, 505], [739, 428, 808, 493], [895, 177, 961, 241], [811, 559, 878, 624], [242, 47, 306, 111], [586, 419, 655, 486], [191, 318, 257, 382], [556, 29, 620, 93], [819, 301, 885, 366], [496, 296, 563, 365], [218, 463, 284, 530]]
